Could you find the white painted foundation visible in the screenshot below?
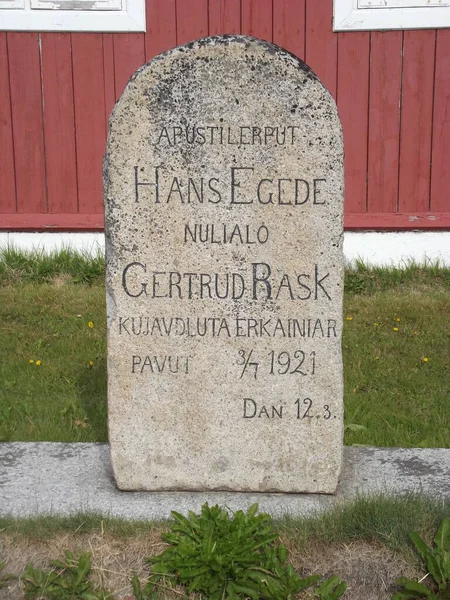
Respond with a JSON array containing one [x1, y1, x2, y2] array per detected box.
[[343, 231, 450, 267], [0, 232, 105, 256], [0, 231, 449, 267]]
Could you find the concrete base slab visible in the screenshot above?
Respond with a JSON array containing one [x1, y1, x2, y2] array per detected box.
[[0, 443, 449, 519]]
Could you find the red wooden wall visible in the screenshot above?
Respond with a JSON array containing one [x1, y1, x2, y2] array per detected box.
[[1, 0, 449, 231]]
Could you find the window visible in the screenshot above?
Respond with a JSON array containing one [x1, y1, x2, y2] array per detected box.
[[334, 0, 450, 30], [0, 0, 145, 31]]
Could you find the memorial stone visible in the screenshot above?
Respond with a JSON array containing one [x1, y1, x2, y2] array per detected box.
[[104, 35, 344, 493]]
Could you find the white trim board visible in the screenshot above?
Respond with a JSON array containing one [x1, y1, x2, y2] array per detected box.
[[334, 0, 450, 30], [0, 0, 145, 31], [1, 231, 450, 268]]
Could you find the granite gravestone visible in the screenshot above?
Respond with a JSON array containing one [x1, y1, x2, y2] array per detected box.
[[104, 35, 344, 493]]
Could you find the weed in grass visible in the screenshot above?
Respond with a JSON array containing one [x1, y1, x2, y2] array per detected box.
[[391, 517, 450, 599], [0, 560, 16, 589], [132, 503, 346, 600], [22, 550, 114, 600], [312, 577, 347, 600]]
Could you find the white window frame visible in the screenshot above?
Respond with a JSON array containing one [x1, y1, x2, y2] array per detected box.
[[0, 0, 24, 9], [334, 0, 450, 30], [0, 0, 145, 31]]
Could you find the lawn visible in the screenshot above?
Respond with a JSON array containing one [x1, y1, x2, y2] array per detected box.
[[0, 250, 449, 447]]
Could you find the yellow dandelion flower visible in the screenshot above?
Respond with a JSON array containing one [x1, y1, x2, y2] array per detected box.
[[29, 359, 34, 364], [396, 318, 400, 322], [375, 356, 380, 360], [88, 321, 94, 329], [393, 327, 399, 332], [423, 357, 429, 363], [35, 360, 41, 366], [89, 360, 94, 367], [346, 316, 353, 321]]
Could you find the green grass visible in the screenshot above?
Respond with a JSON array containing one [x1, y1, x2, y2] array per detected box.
[[0, 282, 107, 442], [344, 258, 450, 294], [0, 495, 447, 553], [343, 287, 450, 447], [0, 512, 164, 540], [0, 249, 449, 446], [0, 246, 105, 285], [277, 494, 450, 554]]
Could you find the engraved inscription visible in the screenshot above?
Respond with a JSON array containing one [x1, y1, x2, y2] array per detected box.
[[117, 316, 338, 339], [121, 262, 332, 302], [243, 398, 283, 419], [132, 354, 190, 375], [184, 223, 270, 245], [152, 124, 301, 146], [134, 166, 328, 206], [237, 349, 317, 380], [242, 398, 336, 420]]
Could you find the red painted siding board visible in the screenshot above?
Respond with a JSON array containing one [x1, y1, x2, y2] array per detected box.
[[338, 32, 370, 214], [273, 0, 305, 60], [145, 0, 177, 60], [3, 211, 450, 232], [103, 34, 116, 122], [113, 33, 146, 99], [71, 34, 106, 215], [367, 31, 403, 215], [209, 0, 241, 35], [398, 30, 435, 213], [2, 213, 104, 231], [241, 0, 272, 41], [305, 0, 337, 99], [176, 0, 209, 45], [430, 29, 450, 213], [0, 33, 16, 214], [345, 212, 450, 230], [7, 33, 47, 215], [40, 33, 78, 215]]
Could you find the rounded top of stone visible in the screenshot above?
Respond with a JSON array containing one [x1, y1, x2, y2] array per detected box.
[[156, 34, 312, 70], [127, 34, 321, 92]]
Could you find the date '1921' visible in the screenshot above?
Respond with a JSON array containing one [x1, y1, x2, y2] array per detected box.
[[237, 349, 316, 379]]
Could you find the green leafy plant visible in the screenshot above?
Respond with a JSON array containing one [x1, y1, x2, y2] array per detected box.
[[392, 517, 450, 599], [22, 550, 113, 599], [311, 576, 347, 600], [132, 503, 346, 600], [0, 559, 16, 589]]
